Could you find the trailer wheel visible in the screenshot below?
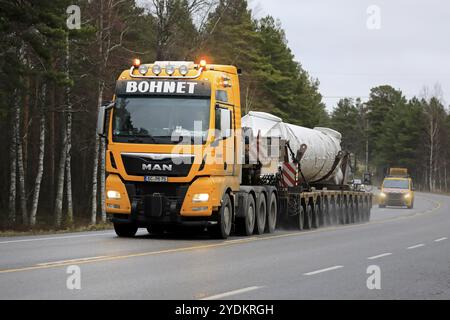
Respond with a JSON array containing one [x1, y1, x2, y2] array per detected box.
[[265, 192, 277, 233], [298, 205, 305, 230], [255, 194, 267, 235], [358, 197, 364, 222], [114, 222, 138, 238], [238, 194, 256, 236], [211, 193, 233, 239], [329, 197, 337, 225], [312, 201, 320, 229], [364, 198, 370, 221], [348, 197, 354, 224], [322, 198, 330, 226], [338, 196, 345, 224], [304, 203, 313, 229]]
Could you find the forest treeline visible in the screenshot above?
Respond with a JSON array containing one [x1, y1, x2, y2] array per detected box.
[[0, 0, 449, 230]]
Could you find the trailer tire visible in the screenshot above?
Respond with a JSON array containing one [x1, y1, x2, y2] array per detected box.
[[265, 192, 277, 233], [323, 198, 330, 226], [305, 203, 313, 229], [338, 197, 345, 225], [211, 193, 233, 239], [114, 222, 138, 238], [255, 194, 267, 235], [365, 198, 371, 221], [312, 202, 320, 229], [330, 198, 337, 225], [298, 205, 305, 230]]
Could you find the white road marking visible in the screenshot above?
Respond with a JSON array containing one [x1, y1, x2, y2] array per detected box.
[[303, 265, 344, 276], [367, 253, 392, 260], [0, 232, 116, 245], [36, 256, 108, 266], [201, 286, 263, 300], [407, 244, 425, 250], [434, 237, 447, 242]]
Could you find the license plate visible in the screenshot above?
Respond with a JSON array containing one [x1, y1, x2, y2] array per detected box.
[[144, 176, 168, 183]]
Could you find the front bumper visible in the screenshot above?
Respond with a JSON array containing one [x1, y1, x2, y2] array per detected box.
[[110, 192, 217, 227], [380, 193, 411, 206]]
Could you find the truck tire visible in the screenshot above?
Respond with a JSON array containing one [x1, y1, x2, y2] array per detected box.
[[265, 192, 277, 233], [114, 222, 138, 238], [255, 194, 267, 235], [304, 203, 313, 229], [211, 193, 233, 239], [298, 205, 305, 230], [239, 195, 256, 236]]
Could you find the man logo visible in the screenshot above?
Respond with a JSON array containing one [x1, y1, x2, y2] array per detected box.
[[142, 164, 173, 171]]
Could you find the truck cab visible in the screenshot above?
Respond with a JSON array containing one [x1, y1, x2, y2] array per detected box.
[[97, 60, 243, 238], [379, 168, 414, 209]]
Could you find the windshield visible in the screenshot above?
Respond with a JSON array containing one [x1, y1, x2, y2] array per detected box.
[[112, 96, 211, 144], [383, 179, 409, 189]]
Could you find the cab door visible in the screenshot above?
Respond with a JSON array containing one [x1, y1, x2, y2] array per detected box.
[[214, 105, 234, 176]]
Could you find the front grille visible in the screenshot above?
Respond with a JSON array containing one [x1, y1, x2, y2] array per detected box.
[[387, 193, 403, 201], [121, 154, 194, 177]]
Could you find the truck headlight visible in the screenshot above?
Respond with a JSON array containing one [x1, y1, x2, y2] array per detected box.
[[380, 192, 386, 198], [192, 193, 209, 203], [107, 190, 121, 200], [404, 193, 411, 199]]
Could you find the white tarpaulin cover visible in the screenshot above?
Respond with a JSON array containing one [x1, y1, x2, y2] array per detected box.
[[241, 111, 343, 184]]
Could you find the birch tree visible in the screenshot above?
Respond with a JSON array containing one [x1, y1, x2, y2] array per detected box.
[[29, 84, 47, 227]]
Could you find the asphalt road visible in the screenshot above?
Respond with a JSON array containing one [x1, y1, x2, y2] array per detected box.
[[0, 192, 449, 300]]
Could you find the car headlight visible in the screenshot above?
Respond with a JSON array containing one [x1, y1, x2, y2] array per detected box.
[[404, 193, 411, 199], [192, 193, 209, 203], [379, 192, 386, 198], [107, 190, 121, 200]]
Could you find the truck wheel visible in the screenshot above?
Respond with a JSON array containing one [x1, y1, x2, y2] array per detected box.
[[304, 203, 313, 229], [265, 192, 277, 233], [212, 193, 233, 239], [298, 205, 305, 230], [239, 195, 256, 236], [255, 194, 267, 235], [114, 222, 138, 238]]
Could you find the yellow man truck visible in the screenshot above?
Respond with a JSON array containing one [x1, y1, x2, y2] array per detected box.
[[379, 168, 414, 209], [97, 59, 372, 238]]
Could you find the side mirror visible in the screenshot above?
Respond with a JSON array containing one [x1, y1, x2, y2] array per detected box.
[[97, 102, 115, 137], [215, 106, 231, 139], [97, 106, 106, 136]]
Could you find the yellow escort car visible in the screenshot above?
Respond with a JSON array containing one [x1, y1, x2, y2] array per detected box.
[[379, 168, 414, 209]]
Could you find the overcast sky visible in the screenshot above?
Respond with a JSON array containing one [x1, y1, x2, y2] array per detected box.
[[251, 0, 450, 110]]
